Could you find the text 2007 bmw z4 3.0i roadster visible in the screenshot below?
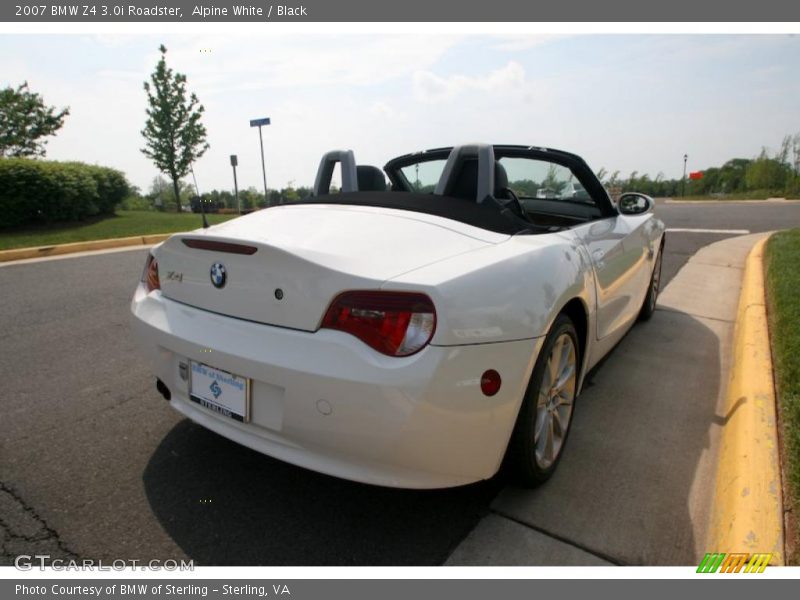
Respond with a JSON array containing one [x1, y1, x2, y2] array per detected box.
[[130, 144, 665, 489]]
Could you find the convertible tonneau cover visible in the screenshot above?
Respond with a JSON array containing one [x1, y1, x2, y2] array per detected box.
[[295, 191, 539, 235]]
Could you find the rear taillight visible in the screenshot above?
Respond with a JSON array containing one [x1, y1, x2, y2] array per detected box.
[[321, 291, 436, 357], [142, 253, 160, 292]]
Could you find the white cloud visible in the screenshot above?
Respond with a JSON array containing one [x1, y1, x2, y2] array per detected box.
[[91, 34, 141, 49], [491, 34, 569, 52], [369, 101, 399, 119], [155, 34, 464, 94], [413, 61, 526, 103]]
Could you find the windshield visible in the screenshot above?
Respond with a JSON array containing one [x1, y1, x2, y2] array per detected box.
[[500, 157, 592, 203], [398, 159, 447, 193]]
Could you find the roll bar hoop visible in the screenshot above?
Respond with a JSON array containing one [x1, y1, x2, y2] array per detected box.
[[313, 149, 359, 196]]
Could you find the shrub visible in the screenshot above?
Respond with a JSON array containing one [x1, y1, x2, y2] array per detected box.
[[0, 158, 130, 228], [119, 194, 154, 211]]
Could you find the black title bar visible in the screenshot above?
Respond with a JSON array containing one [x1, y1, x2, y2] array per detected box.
[[3, 0, 800, 22]]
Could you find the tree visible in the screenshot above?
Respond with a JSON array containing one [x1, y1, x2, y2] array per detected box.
[[268, 189, 282, 207], [542, 164, 566, 194], [148, 175, 173, 210], [141, 45, 209, 212], [789, 133, 800, 195], [792, 134, 800, 176], [718, 158, 750, 193], [239, 187, 260, 210], [746, 148, 790, 192], [0, 82, 69, 157]]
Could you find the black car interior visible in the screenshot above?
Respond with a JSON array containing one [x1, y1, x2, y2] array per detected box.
[[308, 145, 614, 234]]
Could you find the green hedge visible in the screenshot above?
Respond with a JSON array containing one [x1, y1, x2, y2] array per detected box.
[[0, 158, 130, 228]]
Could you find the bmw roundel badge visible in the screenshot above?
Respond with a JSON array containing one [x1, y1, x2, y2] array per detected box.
[[210, 263, 227, 288]]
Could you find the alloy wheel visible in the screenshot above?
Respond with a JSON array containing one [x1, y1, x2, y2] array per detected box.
[[534, 333, 577, 469]]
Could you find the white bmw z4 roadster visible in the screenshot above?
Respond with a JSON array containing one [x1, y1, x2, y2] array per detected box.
[[131, 144, 665, 489]]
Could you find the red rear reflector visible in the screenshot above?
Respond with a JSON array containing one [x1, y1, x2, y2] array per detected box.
[[142, 254, 160, 292], [480, 370, 501, 396], [321, 291, 436, 357], [182, 239, 258, 255]]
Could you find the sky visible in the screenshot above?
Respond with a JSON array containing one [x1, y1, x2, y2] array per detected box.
[[1, 33, 798, 194]]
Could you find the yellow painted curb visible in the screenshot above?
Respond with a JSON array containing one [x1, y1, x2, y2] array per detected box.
[[708, 235, 784, 564], [0, 234, 172, 263]]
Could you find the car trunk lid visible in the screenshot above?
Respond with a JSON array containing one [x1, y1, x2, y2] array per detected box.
[[155, 204, 505, 331]]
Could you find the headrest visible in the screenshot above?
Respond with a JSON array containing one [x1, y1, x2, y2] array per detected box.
[[450, 159, 479, 200], [494, 161, 508, 192], [356, 165, 387, 192]]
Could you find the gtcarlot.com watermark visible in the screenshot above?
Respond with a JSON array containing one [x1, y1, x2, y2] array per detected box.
[[14, 555, 194, 571]]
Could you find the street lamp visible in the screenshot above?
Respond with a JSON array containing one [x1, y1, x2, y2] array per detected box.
[[230, 154, 240, 215], [249, 117, 271, 206], [682, 153, 688, 197]]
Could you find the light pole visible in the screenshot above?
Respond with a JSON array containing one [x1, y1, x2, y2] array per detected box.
[[230, 154, 240, 215], [249, 117, 271, 206], [191, 165, 208, 228], [682, 153, 688, 197]]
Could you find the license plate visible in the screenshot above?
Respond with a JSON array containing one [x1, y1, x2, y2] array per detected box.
[[189, 362, 250, 422]]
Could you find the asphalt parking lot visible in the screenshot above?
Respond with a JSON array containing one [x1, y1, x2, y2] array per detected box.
[[1, 200, 799, 566]]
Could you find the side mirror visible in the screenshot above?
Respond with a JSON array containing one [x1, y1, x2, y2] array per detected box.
[[618, 193, 653, 216]]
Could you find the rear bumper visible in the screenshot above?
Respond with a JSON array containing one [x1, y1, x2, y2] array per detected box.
[[130, 285, 541, 488]]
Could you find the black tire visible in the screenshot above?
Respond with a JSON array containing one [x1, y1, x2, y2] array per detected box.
[[505, 313, 580, 487], [638, 243, 663, 321]]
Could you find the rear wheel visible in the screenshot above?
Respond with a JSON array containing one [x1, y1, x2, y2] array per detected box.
[[638, 243, 663, 321], [505, 314, 579, 487]]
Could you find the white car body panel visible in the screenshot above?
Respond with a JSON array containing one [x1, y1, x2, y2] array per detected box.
[[131, 285, 542, 488], [573, 215, 648, 341], [385, 231, 594, 345]]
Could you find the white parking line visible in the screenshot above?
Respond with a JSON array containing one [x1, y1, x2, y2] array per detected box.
[[666, 228, 751, 234]]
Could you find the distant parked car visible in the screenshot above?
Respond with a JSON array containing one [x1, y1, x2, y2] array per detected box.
[[565, 181, 590, 201], [131, 143, 665, 489], [190, 196, 220, 213]]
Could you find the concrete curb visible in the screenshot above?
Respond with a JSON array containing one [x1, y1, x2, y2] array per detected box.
[[0, 234, 171, 263], [708, 235, 785, 564]]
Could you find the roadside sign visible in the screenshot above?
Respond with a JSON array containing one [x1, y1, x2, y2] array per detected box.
[[249, 117, 271, 127], [689, 171, 704, 180]]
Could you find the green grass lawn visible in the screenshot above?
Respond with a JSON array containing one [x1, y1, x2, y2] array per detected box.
[[0, 210, 239, 251], [765, 228, 800, 563]]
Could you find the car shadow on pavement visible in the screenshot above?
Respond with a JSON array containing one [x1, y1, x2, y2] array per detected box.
[[142, 420, 503, 565], [142, 309, 726, 566], [491, 308, 727, 565]]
